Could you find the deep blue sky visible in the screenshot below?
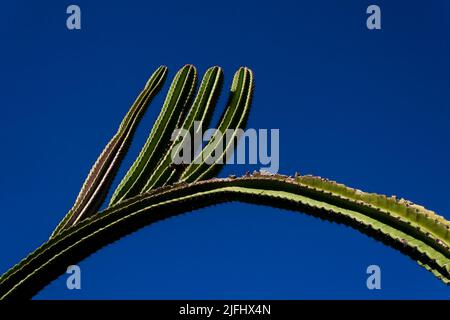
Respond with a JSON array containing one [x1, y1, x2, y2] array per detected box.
[[0, 0, 449, 299]]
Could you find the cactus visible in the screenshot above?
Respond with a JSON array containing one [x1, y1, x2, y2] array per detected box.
[[0, 65, 448, 299]]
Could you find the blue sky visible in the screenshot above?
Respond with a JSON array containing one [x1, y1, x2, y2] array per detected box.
[[0, 0, 449, 299]]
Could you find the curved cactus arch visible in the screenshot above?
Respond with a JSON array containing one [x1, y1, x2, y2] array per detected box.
[[1, 65, 449, 299], [1, 175, 449, 299]]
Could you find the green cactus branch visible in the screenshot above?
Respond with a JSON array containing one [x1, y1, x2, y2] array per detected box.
[[50, 66, 168, 237], [180, 67, 254, 183], [143, 66, 224, 191], [110, 65, 198, 205], [1, 65, 449, 299]]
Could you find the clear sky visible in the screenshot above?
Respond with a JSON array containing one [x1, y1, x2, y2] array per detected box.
[[0, 0, 449, 299]]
